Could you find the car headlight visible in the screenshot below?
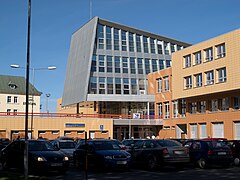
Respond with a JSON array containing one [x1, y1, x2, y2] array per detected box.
[[63, 156, 69, 161], [104, 156, 113, 160], [36, 157, 47, 162], [127, 155, 131, 159]]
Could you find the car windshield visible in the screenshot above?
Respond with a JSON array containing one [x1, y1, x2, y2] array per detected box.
[[207, 140, 228, 148], [29, 141, 56, 151], [59, 141, 75, 149], [156, 140, 181, 147], [93, 141, 121, 150]]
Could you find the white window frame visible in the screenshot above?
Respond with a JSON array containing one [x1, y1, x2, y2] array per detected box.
[[157, 78, 162, 93], [194, 51, 202, 65], [218, 67, 226, 83], [172, 100, 178, 118], [195, 73, 202, 87], [204, 47, 213, 62], [206, 70, 214, 85], [164, 76, 169, 92], [184, 55, 191, 68], [216, 43, 225, 58], [164, 102, 170, 119], [185, 76, 192, 89]]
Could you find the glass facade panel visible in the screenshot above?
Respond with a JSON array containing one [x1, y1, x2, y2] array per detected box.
[[144, 58, 151, 74], [122, 57, 129, 74], [130, 57, 136, 74], [129, 32, 134, 52], [114, 28, 120, 50], [131, 79, 137, 95], [159, 59, 164, 70], [121, 30, 127, 51], [152, 59, 158, 72], [106, 26, 112, 50], [98, 55, 105, 72], [136, 34, 142, 52], [123, 78, 129, 94], [166, 59, 171, 68], [91, 54, 97, 72], [137, 58, 143, 74], [114, 56, 121, 73], [164, 42, 169, 55], [143, 36, 149, 53], [97, 24, 104, 49], [107, 77, 113, 94], [115, 78, 121, 94], [107, 56, 113, 72], [99, 77, 106, 94], [150, 38, 155, 54]]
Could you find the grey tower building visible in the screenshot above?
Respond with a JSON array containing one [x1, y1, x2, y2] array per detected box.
[[62, 17, 190, 139]]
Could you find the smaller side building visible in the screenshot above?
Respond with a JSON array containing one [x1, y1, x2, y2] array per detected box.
[[148, 29, 240, 140]]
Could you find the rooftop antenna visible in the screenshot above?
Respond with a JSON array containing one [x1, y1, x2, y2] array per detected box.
[[90, 0, 92, 19]]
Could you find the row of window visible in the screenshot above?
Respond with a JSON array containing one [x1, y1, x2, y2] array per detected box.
[[88, 77, 147, 95], [157, 76, 170, 93], [6, 109, 18, 115], [157, 96, 240, 119], [91, 55, 171, 74], [97, 24, 184, 54], [184, 67, 226, 89], [184, 43, 225, 68], [7, 96, 18, 104]]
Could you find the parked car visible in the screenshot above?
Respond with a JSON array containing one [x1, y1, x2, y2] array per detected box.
[[184, 139, 233, 168], [155, 139, 190, 167], [51, 140, 76, 160], [56, 136, 74, 141], [122, 139, 144, 150], [127, 139, 189, 170], [0, 139, 69, 173], [0, 138, 10, 151], [224, 140, 240, 166], [73, 139, 131, 170]]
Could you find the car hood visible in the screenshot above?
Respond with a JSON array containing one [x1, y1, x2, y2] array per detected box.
[[30, 150, 65, 159], [96, 150, 130, 156], [60, 149, 75, 156]]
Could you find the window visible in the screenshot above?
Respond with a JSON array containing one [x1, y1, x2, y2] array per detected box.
[[216, 43, 225, 58], [115, 78, 122, 94], [136, 34, 142, 52], [164, 76, 169, 91], [13, 109, 17, 115], [210, 99, 218, 112], [152, 59, 158, 72], [107, 56, 113, 73], [129, 32, 134, 52], [114, 56, 121, 73], [144, 58, 151, 74], [122, 57, 129, 74], [172, 100, 178, 118], [195, 73, 202, 87], [137, 58, 143, 74], [157, 41, 163, 54], [138, 79, 145, 91], [164, 42, 169, 55], [170, 44, 175, 53], [7, 96, 11, 103], [164, 102, 170, 119], [189, 102, 197, 114], [106, 26, 112, 50], [184, 76, 192, 89], [218, 67, 226, 83], [194, 51, 202, 65], [220, 97, 229, 111], [180, 99, 186, 117], [184, 55, 191, 68], [123, 78, 129, 94], [7, 109, 11, 115], [14, 96, 18, 103], [150, 38, 155, 54], [198, 101, 206, 113], [159, 59, 164, 70], [157, 78, 162, 93], [234, 96, 240, 110], [107, 77, 113, 94], [205, 70, 214, 85], [131, 79, 137, 95], [98, 55, 105, 72], [130, 57, 136, 74], [143, 36, 149, 53], [97, 24, 104, 49], [114, 28, 120, 50], [166, 60, 171, 68], [157, 103, 163, 118], [204, 47, 213, 62], [89, 76, 97, 94], [91, 54, 97, 72], [121, 30, 127, 51], [98, 77, 106, 94]]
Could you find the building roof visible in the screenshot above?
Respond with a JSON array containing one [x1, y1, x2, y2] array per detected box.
[[0, 75, 42, 96]]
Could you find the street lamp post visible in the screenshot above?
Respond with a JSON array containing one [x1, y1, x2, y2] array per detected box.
[[10, 64, 56, 139], [46, 93, 51, 113]]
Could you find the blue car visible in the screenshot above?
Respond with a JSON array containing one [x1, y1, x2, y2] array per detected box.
[[73, 139, 131, 170], [184, 139, 233, 168]]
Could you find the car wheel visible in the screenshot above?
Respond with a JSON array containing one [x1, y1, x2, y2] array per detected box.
[[147, 156, 157, 170], [234, 157, 240, 166], [74, 159, 79, 168], [198, 158, 206, 169], [2, 160, 8, 170]]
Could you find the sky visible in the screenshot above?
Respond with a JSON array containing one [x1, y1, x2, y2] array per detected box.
[[0, 0, 239, 113]]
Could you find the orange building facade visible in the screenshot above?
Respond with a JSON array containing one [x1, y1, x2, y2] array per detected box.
[[148, 29, 240, 140]]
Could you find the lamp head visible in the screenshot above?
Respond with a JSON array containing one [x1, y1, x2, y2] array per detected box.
[[47, 66, 56, 70], [10, 64, 20, 68]]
